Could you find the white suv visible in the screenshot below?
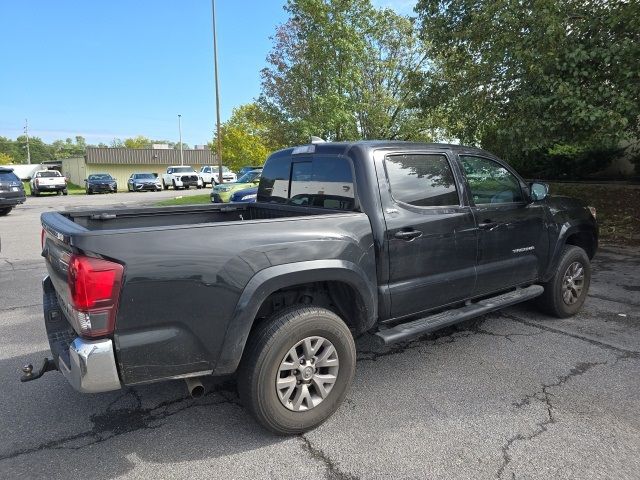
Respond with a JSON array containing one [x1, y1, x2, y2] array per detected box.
[[199, 165, 237, 186]]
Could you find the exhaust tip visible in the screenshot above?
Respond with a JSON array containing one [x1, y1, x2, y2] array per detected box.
[[185, 377, 205, 398], [190, 384, 205, 398]]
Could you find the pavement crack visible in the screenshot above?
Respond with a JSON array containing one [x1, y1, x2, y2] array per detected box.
[[498, 361, 606, 478], [503, 313, 640, 359], [300, 435, 358, 480], [0, 383, 239, 462]]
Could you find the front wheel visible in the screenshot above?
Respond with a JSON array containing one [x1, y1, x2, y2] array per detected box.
[[0, 207, 12, 216], [536, 245, 591, 318], [238, 306, 356, 435]]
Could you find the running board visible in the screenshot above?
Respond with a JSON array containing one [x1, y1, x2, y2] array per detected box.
[[375, 285, 544, 345]]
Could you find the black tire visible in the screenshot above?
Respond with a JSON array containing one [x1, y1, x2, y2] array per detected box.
[[62, 189, 68, 196], [238, 306, 356, 435], [33, 188, 40, 197], [536, 245, 591, 318], [0, 207, 12, 216], [172, 180, 177, 190]]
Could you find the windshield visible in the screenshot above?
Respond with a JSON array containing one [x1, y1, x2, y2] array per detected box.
[[37, 171, 61, 177], [237, 170, 261, 183], [89, 174, 113, 181], [173, 167, 195, 173], [134, 173, 155, 179]]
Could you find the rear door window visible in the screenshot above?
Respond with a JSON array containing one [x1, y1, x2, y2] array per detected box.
[[385, 153, 460, 207]]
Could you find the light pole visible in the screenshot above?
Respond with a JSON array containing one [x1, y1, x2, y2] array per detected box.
[[212, 0, 223, 183], [24, 119, 31, 165], [178, 114, 184, 166]]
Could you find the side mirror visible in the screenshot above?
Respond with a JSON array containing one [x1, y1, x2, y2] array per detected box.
[[530, 182, 548, 202]]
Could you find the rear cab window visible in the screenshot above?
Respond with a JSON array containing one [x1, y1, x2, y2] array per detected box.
[[258, 153, 356, 210]]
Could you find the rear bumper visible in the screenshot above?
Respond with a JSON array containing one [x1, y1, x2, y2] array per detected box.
[[58, 337, 121, 393], [36, 184, 66, 191], [0, 194, 26, 206], [43, 276, 121, 393]]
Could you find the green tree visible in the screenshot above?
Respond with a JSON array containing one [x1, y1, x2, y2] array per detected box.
[[0, 152, 12, 165], [51, 135, 87, 158], [209, 103, 284, 171], [413, 0, 640, 176], [123, 135, 153, 149], [260, 0, 428, 142]]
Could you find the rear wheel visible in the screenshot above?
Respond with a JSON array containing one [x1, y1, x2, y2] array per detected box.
[[162, 180, 168, 190], [238, 306, 356, 435], [62, 189, 68, 196], [536, 245, 591, 318], [0, 207, 12, 216], [33, 188, 40, 197]]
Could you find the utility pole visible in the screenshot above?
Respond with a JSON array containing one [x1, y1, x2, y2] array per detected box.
[[24, 119, 31, 164], [178, 114, 184, 166], [212, 0, 223, 183]]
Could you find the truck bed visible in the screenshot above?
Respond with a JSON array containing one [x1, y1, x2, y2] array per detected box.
[[53, 202, 344, 232]]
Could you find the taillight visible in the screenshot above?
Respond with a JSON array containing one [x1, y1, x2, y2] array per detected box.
[[67, 254, 124, 338]]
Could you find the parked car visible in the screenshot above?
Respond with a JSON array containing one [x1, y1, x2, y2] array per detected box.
[[127, 173, 162, 192], [85, 174, 117, 194], [161, 166, 204, 190], [229, 186, 258, 203], [238, 165, 263, 177], [28, 141, 598, 435], [199, 165, 237, 186], [211, 169, 262, 203], [0, 166, 26, 215], [30, 170, 68, 196]]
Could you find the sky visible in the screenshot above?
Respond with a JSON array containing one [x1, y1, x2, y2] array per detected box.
[[0, 1, 414, 147]]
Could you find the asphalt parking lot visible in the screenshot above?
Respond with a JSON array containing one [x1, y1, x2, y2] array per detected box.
[[1, 193, 638, 479]]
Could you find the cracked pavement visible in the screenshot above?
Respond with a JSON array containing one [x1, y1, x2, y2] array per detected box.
[[1, 193, 639, 479]]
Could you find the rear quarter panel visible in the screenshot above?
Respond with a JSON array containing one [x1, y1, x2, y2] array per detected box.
[[68, 212, 375, 385]]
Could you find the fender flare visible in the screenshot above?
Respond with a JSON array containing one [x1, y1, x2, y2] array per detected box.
[[543, 222, 597, 281], [214, 259, 377, 374]]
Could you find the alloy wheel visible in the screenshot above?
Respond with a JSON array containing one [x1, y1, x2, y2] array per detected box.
[[276, 336, 339, 412]]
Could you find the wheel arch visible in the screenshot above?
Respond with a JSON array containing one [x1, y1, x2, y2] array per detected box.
[[214, 260, 377, 375], [543, 222, 597, 282]]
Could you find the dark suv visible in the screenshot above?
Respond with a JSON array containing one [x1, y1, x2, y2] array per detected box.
[[0, 167, 26, 216]]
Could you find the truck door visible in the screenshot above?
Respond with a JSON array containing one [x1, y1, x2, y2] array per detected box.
[[378, 151, 478, 318], [458, 155, 549, 295]]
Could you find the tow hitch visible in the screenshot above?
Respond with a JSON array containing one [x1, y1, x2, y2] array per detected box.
[[20, 358, 57, 382]]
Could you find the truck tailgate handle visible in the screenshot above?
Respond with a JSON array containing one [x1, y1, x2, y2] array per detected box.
[[394, 229, 423, 241]]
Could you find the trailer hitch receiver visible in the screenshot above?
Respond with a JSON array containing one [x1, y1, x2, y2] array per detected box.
[[20, 358, 57, 382]]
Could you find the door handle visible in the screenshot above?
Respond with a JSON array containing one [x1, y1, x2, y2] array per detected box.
[[478, 221, 499, 230], [394, 230, 423, 241]]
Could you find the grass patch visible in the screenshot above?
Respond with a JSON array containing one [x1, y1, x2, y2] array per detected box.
[[155, 194, 211, 206], [549, 182, 640, 246], [23, 180, 85, 196]]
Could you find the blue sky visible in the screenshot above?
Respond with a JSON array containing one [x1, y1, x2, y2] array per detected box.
[[0, 1, 413, 146]]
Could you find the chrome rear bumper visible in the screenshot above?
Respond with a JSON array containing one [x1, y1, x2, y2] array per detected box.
[[58, 337, 122, 393]]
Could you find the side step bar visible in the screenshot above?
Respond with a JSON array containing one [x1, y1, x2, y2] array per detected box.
[[375, 285, 544, 345]]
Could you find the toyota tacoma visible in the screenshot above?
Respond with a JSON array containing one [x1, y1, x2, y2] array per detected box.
[[24, 141, 598, 434]]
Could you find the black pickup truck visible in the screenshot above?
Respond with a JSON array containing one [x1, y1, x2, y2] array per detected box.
[[26, 141, 598, 434]]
